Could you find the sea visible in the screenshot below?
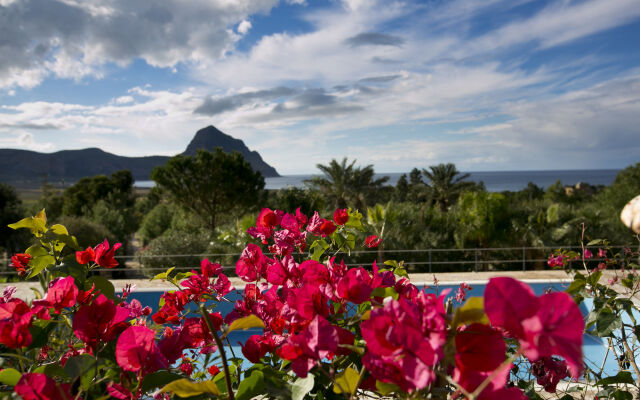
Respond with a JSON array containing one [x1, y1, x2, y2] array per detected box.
[[135, 169, 621, 192]]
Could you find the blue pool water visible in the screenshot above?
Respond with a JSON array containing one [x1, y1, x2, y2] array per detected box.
[[128, 281, 618, 377]]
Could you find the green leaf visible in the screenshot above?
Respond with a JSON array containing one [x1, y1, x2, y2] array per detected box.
[[612, 390, 634, 400], [28, 320, 54, 349], [64, 354, 97, 390], [596, 310, 622, 337], [588, 271, 603, 286], [596, 371, 635, 386], [8, 210, 47, 236], [565, 278, 586, 295], [345, 209, 363, 229], [25, 245, 49, 257], [227, 315, 264, 334], [375, 380, 400, 395], [587, 239, 606, 246], [383, 260, 398, 268], [452, 297, 489, 328], [55, 234, 79, 251], [371, 287, 398, 300], [151, 267, 175, 282], [0, 368, 21, 386], [32, 363, 68, 379], [86, 276, 115, 299], [141, 371, 183, 393], [309, 239, 329, 262], [49, 224, 68, 235], [173, 272, 195, 282], [236, 370, 266, 400], [26, 255, 56, 279], [160, 378, 221, 397], [333, 367, 360, 394], [291, 375, 314, 400]]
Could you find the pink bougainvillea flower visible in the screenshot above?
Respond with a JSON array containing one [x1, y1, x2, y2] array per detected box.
[[236, 243, 269, 282], [364, 235, 383, 248], [93, 239, 122, 268], [277, 315, 339, 377], [455, 282, 472, 303], [0, 298, 33, 348], [336, 267, 374, 304], [107, 382, 134, 400], [45, 276, 78, 313], [116, 325, 168, 375], [212, 273, 233, 299], [484, 277, 539, 339], [295, 207, 308, 228], [453, 361, 526, 400], [455, 323, 505, 372], [75, 246, 95, 265], [484, 277, 584, 377], [333, 208, 349, 226], [14, 373, 72, 400], [598, 248, 607, 258], [73, 294, 130, 350], [520, 292, 584, 377], [583, 249, 593, 259], [201, 258, 222, 278], [10, 253, 31, 276], [1, 286, 16, 303], [77, 283, 96, 305], [361, 293, 447, 392], [306, 211, 336, 237]]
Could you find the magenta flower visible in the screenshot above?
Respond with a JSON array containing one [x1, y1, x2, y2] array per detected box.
[[484, 277, 584, 377], [116, 325, 168, 375], [45, 276, 78, 313], [14, 373, 71, 400], [336, 267, 374, 304], [73, 294, 130, 350]]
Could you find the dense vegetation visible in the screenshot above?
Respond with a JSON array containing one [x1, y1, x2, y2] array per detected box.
[[1, 149, 638, 279]]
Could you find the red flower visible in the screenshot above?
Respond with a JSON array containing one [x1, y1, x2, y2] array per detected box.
[[76, 246, 95, 265], [107, 382, 134, 400], [116, 325, 168, 375], [208, 365, 220, 376], [531, 356, 569, 393], [201, 258, 222, 278], [14, 373, 71, 400], [0, 298, 34, 348], [45, 276, 78, 313], [10, 253, 31, 275], [454, 323, 505, 372], [364, 235, 383, 248], [73, 294, 129, 350], [306, 212, 336, 237], [333, 208, 349, 225], [242, 334, 269, 363], [93, 239, 122, 268], [257, 208, 279, 229]]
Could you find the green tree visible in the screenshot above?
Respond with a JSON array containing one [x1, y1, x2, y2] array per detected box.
[[0, 183, 27, 253], [454, 191, 509, 249], [422, 163, 473, 212], [394, 174, 409, 202], [151, 148, 265, 232], [306, 157, 389, 210]]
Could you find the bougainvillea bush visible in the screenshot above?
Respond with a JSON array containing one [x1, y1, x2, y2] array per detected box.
[[0, 207, 635, 399]]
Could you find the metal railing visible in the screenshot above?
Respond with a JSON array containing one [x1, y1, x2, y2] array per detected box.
[[1, 245, 629, 276]]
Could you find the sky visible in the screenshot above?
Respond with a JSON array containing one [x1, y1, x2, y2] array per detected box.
[[1, 0, 639, 175]]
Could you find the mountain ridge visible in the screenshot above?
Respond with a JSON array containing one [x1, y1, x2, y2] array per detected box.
[[0, 126, 279, 183]]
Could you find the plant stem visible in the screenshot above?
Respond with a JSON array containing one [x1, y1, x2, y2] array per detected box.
[[200, 304, 234, 400]]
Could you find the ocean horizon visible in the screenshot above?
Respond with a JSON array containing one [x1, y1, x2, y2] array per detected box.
[[136, 168, 621, 192]]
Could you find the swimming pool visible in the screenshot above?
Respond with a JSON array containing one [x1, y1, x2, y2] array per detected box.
[[128, 280, 619, 377]]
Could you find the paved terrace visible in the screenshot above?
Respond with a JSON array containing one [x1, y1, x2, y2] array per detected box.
[[2, 269, 621, 302]]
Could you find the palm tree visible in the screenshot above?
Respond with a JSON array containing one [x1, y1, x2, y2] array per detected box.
[[422, 163, 473, 212], [305, 158, 389, 210]]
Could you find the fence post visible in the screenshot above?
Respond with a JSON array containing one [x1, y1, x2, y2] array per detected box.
[[522, 247, 526, 271], [474, 248, 478, 273], [428, 249, 432, 273]]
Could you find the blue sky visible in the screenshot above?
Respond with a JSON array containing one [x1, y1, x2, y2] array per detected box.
[[1, 0, 639, 174]]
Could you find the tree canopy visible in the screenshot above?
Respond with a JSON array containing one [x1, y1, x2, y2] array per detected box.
[[151, 148, 264, 231], [305, 157, 389, 210], [422, 163, 474, 212]]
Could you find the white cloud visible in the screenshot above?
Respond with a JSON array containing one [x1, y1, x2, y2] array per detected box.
[[237, 20, 252, 35], [0, 0, 279, 89]]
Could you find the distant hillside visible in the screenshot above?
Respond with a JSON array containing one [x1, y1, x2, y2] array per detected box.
[[183, 126, 279, 177], [0, 126, 279, 184]]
